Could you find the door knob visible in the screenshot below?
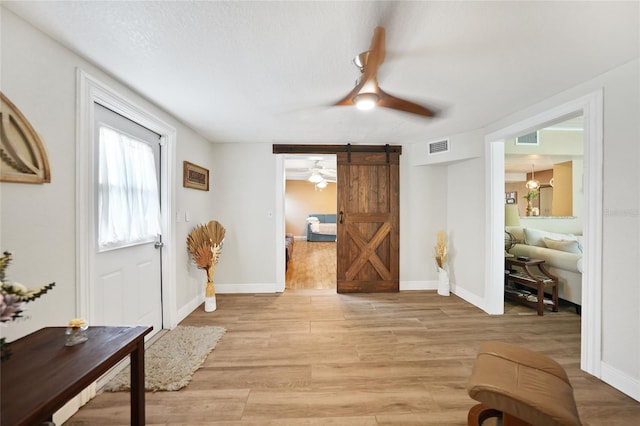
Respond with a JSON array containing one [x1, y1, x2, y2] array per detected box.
[[154, 241, 164, 249]]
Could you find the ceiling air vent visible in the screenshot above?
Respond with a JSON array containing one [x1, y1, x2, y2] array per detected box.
[[516, 131, 539, 145], [428, 138, 449, 155]]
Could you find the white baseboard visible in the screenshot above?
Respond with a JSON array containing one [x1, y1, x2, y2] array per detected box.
[[400, 280, 438, 291], [175, 294, 204, 326], [601, 361, 640, 402], [451, 285, 487, 312], [52, 384, 96, 425], [216, 282, 281, 293], [215, 281, 456, 294]]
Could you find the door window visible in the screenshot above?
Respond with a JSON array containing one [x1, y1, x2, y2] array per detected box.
[[97, 115, 161, 251]]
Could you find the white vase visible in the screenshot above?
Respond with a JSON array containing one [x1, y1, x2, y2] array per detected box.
[[204, 280, 217, 312], [205, 295, 217, 312], [437, 267, 450, 296]]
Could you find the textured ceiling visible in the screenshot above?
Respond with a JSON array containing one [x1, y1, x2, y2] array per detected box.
[[4, 1, 639, 146]]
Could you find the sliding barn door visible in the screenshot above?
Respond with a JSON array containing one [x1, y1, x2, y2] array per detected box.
[[337, 150, 400, 293]]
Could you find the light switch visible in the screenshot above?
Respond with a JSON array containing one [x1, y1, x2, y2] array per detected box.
[[185, 210, 191, 222]]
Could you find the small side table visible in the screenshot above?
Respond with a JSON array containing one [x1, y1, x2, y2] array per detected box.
[[505, 258, 558, 316]]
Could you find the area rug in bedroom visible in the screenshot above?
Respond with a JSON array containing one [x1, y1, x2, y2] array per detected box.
[[103, 325, 226, 392]]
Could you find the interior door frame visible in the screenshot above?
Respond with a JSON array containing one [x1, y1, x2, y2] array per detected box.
[[76, 69, 178, 329], [485, 90, 603, 377]]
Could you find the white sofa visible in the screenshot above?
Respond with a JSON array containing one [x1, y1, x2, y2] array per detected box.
[[506, 226, 583, 308]]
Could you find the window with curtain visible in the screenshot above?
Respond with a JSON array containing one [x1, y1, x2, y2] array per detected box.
[[98, 125, 161, 251]]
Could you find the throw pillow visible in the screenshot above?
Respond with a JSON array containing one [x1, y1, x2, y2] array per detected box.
[[523, 228, 577, 247], [543, 237, 583, 254]]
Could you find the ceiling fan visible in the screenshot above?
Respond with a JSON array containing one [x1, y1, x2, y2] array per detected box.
[[335, 26, 435, 118], [285, 160, 336, 183]]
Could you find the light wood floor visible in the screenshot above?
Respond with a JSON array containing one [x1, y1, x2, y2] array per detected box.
[[286, 240, 336, 289], [65, 243, 640, 425]]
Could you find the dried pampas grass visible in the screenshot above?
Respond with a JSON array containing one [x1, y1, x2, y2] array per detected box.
[[435, 230, 447, 269]]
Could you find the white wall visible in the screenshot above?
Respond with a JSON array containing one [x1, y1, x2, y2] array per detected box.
[[209, 143, 278, 292], [447, 154, 486, 302], [0, 9, 215, 341], [407, 130, 486, 300], [399, 154, 447, 290], [175, 124, 218, 310]]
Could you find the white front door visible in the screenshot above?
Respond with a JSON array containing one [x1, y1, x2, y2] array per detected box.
[[93, 103, 163, 334]]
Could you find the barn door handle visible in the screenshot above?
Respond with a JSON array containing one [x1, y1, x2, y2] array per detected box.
[[339, 210, 344, 224]]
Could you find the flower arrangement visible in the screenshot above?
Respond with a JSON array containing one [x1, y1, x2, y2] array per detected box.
[[523, 190, 539, 216], [434, 231, 450, 296], [434, 230, 447, 269], [186, 220, 225, 312], [65, 318, 89, 346], [1, 251, 56, 360], [68, 318, 87, 329]]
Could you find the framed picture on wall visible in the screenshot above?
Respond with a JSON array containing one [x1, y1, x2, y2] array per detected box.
[[183, 161, 209, 191], [505, 191, 517, 204]]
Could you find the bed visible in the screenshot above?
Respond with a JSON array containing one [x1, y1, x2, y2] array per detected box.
[[306, 214, 337, 242]]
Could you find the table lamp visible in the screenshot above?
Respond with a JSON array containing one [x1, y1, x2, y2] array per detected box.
[[504, 204, 520, 257]]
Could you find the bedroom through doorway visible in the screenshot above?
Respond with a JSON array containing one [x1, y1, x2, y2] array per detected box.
[[283, 154, 337, 290]]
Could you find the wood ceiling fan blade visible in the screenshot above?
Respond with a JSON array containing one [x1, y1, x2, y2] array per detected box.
[[359, 27, 385, 83], [378, 88, 435, 117], [369, 26, 386, 68]]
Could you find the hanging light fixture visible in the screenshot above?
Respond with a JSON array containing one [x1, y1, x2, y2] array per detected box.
[[354, 92, 379, 110], [308, 172, 323, 183], [352, 51, 379, 111], [315, 179, 328, 191], [525, 164, 540, 191]]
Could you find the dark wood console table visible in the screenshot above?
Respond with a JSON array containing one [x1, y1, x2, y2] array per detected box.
[[505, 258, 558, 316], [1, 325, 152, 425]]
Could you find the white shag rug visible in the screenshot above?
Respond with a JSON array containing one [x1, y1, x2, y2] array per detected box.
[[104, 325, 226, 392]]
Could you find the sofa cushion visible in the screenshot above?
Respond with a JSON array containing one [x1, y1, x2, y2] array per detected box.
[[543, 237, 582, 254], [505, 226, 525, 243], [523, 228, 578, 247]]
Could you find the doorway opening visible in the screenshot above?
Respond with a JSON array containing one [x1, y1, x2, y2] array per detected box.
[[504, 114, 584, 314], [283, 154, 337, 290], [486, 90, 603, 377]]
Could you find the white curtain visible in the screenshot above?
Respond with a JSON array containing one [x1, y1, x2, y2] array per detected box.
[[98, 126, 161, 250]]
